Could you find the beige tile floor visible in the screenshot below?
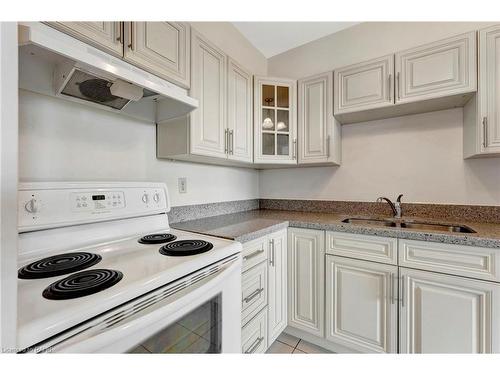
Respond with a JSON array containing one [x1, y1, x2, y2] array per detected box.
[[265, 332, 332, 354]]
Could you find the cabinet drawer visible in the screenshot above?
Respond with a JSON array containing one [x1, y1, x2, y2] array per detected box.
[[241, 261, 268, 325], [326, 232, 397, 265], [242, 236, 268, 273], [399, 239, 500, 281], [241, 307, 268, 354]]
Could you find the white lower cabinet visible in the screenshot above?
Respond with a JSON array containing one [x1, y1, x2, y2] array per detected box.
[[240, 229, 287, 353], [400, 267, 500, 353], [241, 307, 268, 354], [287, 230, 500, 354], [288, 228, 325, 337], [267, 230, 288, 343], [326, 256, 398, 353]]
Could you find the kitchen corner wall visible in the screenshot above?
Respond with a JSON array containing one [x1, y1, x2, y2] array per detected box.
[[260, 22, 500, 206], [18, 22, 266, 207]]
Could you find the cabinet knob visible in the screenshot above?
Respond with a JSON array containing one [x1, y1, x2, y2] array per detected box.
[[25, 198, 40, 214]]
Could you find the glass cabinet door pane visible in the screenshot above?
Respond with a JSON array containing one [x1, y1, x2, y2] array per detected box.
[[262, 85, 275, 107], [262, 108, 275, 130], [129, 294, 222, 353], [263, 133, 275, 155], [277, 86, 289, 108], [277, 134, 290, 155], [276, 110, 289, 132]]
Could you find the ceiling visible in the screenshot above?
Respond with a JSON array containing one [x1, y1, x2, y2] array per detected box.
[[232, 22, 359, 58]]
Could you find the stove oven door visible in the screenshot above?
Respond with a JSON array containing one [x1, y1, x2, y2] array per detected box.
[[41, 255, 242, 353]]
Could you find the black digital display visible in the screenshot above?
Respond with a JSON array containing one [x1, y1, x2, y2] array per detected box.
[[92, 195, 106, 201]]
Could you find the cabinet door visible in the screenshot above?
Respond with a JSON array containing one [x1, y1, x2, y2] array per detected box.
[[267, 230, 287, 344], [46, 22, 123, 56], [334, 55, 394, 114], [298, 72, 340, 165], [190, 30, 227, 159], [400, 268, 500, 353], [288, 228, 324, 337], [227, 58, 253, 163], [123, 22, 190, 88], [326, 256, 397, 353], [395, 32, 476, 104], [254, 76, 297, 164], [479, 25, 500, 153]]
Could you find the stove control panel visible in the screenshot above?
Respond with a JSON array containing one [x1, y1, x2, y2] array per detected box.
[[71, 191, 125, 211], [18, 182, 169, 232]]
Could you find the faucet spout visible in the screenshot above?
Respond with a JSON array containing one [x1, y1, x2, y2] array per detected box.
[[376, 196, 402, 218]]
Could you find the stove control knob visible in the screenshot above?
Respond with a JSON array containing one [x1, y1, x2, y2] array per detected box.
[[141, 193, 150, 204], [153, 193, 160, 203], [25, 198, 40, 214]]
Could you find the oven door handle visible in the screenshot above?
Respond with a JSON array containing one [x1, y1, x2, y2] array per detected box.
[[39, 255, 241, 353]]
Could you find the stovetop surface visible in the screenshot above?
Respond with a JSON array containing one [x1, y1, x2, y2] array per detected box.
[[17, 228, 241, 349]]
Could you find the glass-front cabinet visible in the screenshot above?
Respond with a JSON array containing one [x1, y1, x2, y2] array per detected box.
[[254, 76, 297, 164]]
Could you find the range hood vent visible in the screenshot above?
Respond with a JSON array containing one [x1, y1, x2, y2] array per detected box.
[[18, 22, 198, 122]]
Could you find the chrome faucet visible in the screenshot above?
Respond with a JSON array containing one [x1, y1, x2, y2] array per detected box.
[[377, 194, 403, 219]]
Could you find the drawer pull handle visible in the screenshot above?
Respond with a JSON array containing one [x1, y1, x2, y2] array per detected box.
[[245, 336, 264, 354], [390, 273, 395, 304], [243, 249, 264, 261], [243, 288, 264, 303], [401, 276, 405, 307], [269, 239, 275, 267]]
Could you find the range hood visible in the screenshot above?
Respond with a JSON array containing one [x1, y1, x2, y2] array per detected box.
[[18, 22, 198, 122]]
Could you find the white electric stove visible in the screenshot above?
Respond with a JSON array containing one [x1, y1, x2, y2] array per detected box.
[[17, 182, 242, 353]]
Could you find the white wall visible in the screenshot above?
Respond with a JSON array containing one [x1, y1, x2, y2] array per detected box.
[[0, 22, 18, 351], [260, 109, 500, 205], [18, 22, 266, 208], [19, 90, 259, 207], [261, 22, 500, 206]]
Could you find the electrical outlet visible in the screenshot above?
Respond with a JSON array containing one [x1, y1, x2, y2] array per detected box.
[[178, 177, 187, 194]]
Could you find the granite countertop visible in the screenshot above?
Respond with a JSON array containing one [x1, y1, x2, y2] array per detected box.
[[171, 209, 500, 248]]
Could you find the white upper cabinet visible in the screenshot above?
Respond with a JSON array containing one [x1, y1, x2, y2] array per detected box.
[[227, 58, 253, 163], [326, 256, 397, 353], [123, 22, 190, 88], [254, 76, 297, 165], [267, 230, 288, 344], [288, 228, 325, 337], [464, 25, 500, 157], [46, 22, 123, 57], [335, 31, 478, 125], [190, 30, 227, 159], [400, 268, 500, 353], [395, 31, 476, 104], [334, 54, 394, 115], [298, 72, 341, 165], [480, 25, 500, 153]]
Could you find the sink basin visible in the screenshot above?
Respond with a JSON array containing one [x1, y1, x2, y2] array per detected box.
[[341, 218, 476, 234], [400, 222, 476, 233], [341, 218, 397, 227]]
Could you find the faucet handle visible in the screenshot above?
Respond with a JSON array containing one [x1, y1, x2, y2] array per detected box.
[[396, 194, 403, 203]]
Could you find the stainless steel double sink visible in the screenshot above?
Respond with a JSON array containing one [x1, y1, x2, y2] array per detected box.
[[341, 217, 476, 233]]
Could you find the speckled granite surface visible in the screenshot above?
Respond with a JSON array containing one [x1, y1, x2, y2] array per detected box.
[[169, 199, 259, 223], [172, 209, 500, 248]]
